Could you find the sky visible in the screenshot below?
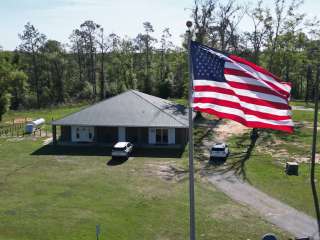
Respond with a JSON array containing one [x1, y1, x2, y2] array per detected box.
[[0, 0, 319, 50]]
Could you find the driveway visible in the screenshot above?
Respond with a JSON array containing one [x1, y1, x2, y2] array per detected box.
[[207, 171, 319, 239]]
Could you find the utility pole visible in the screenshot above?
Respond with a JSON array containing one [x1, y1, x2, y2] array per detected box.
[[186, 20, 196, 240], [311, 64, 320, 239]]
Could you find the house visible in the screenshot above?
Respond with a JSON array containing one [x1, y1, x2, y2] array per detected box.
[[51, 90, 191, 148]]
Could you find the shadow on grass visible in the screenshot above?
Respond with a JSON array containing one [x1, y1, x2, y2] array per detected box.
[[194, 119, 222, 162], [214, 129, 260, 181], [31, 145, 184, 158], [107, 157, 129, 166]]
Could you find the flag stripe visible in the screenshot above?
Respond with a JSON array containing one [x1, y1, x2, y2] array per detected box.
[[193, 101, 291, 121], [194, 106, 293, 133], [227, 81, 288, 100], [193, 96, 291, 116], [229, 55, 284, 84], [193, 105, 293, 126], [193, 80, 288, 105], [224, 63, 290, 98], [194, 82, 291, 110], [225, 61, 291, 95]]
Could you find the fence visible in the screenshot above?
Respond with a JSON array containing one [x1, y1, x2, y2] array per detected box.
[[0, 118, 50, 138]]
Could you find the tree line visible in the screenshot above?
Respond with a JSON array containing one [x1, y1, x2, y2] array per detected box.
[[0, 0, 319, 121]]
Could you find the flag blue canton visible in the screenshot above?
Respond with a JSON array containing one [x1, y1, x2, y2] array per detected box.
[[191, 41, 226, 82]]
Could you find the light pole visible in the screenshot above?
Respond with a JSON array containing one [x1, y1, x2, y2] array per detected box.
[[186, 20, 196, 240]]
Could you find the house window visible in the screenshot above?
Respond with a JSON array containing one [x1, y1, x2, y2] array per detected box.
[[156, 128, 168, 144], [89, 132, 92, 139], [76, 133, 79, 139]]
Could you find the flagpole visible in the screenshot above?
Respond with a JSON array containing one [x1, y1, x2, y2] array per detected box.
[[311, 64, 320, 238], [186, 20, 196, 240]]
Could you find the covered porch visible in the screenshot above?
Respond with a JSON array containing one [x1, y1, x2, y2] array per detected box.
[[52, 125, 188, 148]]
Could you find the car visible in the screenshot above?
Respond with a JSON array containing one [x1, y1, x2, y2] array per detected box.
[[111, 142, 133, 158], [210, 142, 229, 161]]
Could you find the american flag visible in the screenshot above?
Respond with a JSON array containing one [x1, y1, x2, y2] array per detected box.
[[191, 41, 294, 133]]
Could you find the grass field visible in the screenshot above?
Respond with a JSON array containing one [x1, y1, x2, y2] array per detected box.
[[0, 138, 290, 240], [1, 103, 88, 132], [290, 100, 315, 108]]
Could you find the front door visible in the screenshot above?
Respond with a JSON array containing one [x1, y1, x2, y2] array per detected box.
[[156, 128, 168, 144], [72, 126, 94, 142]]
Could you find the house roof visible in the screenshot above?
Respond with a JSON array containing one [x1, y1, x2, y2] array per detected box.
[[52, 90, 191, 128]]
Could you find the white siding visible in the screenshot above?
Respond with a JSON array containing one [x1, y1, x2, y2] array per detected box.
[[168, 128, 176, 144], [118, 127, 126, 141], [148, 128, 156, 144]]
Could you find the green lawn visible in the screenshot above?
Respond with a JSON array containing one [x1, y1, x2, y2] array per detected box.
[[290, 100, 315, 108], [0, 103, 88, 135], [2, 102, 88, 123], [0, 137, 290, 239]]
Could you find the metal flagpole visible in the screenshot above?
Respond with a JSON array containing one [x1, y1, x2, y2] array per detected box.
[[311, 64, 320, 238], [186, 20, 196, 240]]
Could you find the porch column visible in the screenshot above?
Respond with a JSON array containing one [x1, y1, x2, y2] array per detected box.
[[52, 125, 57, 144]]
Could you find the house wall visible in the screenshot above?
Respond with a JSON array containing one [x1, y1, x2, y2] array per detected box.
[[95, 126, 118, 143], [175, 128, 188, 145], [125, 127, 149, 144]]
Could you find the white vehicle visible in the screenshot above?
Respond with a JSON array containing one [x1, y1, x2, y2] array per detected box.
[[111, 142, 133, 158], [210, 143, 229, 161]]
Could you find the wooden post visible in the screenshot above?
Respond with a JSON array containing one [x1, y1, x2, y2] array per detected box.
[[311, 64, 320, 239], [52, 125, 57, 144]]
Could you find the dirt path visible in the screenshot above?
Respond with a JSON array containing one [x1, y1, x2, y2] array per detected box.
[[203, 119, 319, 239], [292, 105, 314, 111]]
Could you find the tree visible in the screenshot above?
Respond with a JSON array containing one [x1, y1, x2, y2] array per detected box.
[[266, 0, 291, 71], [18, 22, 46, 108], [214, 0, 244, 52], [143, 22, 156, 93], [9, 70, 28, 110], [69, 29, 85, 89], [245, 0, 272, 64], [159, 28, 173, 81], [41, 40, 66, 104], [135, 22, 157, 94], [79, 20, 100, 100], [192, 0, 217, 44], [96, 27, 110, 100], [0, 55, 12, 121]]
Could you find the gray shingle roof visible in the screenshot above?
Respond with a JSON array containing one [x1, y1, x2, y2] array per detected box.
[[52, 90, 191, 128]]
